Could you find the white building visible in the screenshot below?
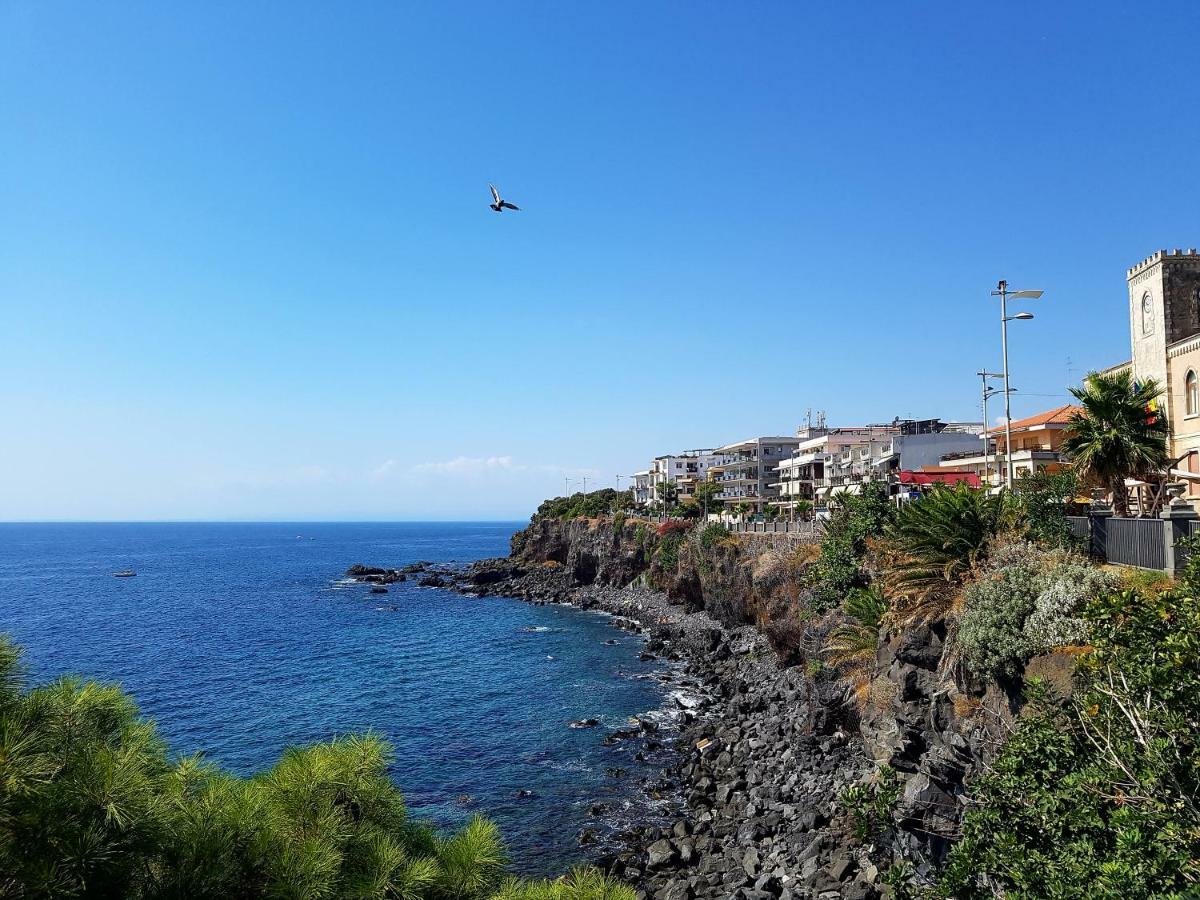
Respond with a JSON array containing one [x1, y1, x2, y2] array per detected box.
[[649, 449, 723, 507], [709, 436, 803, 512], [629, 470, 652, 506], [773, 426, 895, 510], [774, 420, 984, 507]]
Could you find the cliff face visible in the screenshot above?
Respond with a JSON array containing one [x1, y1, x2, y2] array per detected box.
[[505, 516, 1022, 876], [510, 517, 649, 587]]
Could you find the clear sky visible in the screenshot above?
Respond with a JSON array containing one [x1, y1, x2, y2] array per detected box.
[[3, 2, 1199, 521]]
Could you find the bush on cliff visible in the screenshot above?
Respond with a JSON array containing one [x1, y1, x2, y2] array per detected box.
[[1013, 468, 1084, 549], [0, 635, 632, 900], [806, 481, 893, 611], [532, 489, 632, 523], [824, 585, 887, 675], [957, 543, 1119, 679], [940, 583, 1200, 899], [877, 484, 1015, 622]]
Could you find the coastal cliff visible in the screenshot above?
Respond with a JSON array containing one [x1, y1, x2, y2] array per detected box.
[[449, 515, 1029, 899]]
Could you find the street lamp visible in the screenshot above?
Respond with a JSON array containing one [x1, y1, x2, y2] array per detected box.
[[990, 280, 1044, 489]]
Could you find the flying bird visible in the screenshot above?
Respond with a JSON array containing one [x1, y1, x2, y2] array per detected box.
[[489, 184, 520, 212]]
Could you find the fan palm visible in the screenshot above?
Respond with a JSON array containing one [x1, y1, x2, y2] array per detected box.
[[824, 586, 888, 671], [878, 484, 1015, 618], [1061, 370, 1169, 517]]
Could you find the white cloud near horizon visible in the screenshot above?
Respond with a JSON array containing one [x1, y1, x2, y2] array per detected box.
[[372, 455, 598, 483]]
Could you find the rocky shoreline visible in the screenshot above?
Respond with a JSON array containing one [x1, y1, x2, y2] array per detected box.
[[350, 557, 885, 899]]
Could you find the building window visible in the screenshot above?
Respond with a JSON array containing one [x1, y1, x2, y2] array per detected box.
[[1142, 292, 1155, 336], [1188, 370, 1198, 417]]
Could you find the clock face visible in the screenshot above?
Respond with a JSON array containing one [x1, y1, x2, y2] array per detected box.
[[1142, 292, 1155, 336]]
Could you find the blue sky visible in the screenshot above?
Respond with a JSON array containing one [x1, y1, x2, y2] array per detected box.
[[2, 2, 1199, 520]]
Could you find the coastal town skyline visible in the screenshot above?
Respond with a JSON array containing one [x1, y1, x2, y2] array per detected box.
[[4, 3, 1200, 520]]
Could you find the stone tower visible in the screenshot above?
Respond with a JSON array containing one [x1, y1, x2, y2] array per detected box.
[[1128, 248, 1200, 386]]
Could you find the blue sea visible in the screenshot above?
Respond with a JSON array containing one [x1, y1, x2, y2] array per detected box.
[[0, 522, 675, 874]]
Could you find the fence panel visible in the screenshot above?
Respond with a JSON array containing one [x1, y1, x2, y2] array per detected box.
[[1066, 515, 1090, 541], [1105, 517, 1166, 570]]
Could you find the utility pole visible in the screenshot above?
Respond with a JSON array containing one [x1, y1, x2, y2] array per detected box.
[[978, 370, 1005, 489], [564, 475, 571, 497], [581, 475, 589, 494]]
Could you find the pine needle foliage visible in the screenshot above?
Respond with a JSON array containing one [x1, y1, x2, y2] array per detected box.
[[0, 635, 629, 900]]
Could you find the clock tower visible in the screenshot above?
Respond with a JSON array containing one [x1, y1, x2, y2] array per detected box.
[[1128, 249, 1200, 387]]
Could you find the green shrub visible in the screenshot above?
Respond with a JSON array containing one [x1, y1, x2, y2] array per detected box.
[[532, 489, 632, 522], [655, 528, 686, 571], [1013, 469, 1083, 549], [824, 586, 887, 673], [940, 585, 1200, 898], [957, 561, 1040, 679], [698, 522, 729, 549], [0, 635, 633, 900], [839, 765, 900, 841], [611, 510, 626, 532], [958, 545, 1119, 679], [878, 484, 1016, 617], [807, 482, 894, 611]]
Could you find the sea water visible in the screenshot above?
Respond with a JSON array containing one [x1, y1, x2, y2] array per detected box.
[[0, 522, 672, 874]]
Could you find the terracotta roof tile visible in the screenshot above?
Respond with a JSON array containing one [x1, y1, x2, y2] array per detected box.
[[987, 403, 1081, 436]]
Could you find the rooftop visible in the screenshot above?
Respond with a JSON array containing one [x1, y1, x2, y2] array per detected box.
[[988, 403, 1080, 437]]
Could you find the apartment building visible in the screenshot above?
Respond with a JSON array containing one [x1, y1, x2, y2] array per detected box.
[[647, 450, 724, 507], [629, 470, 652, 506], [709, 436, 803, 512], [773, 425, 894, 510], [774, 419, 984, 506], [936, 404, 1077, 488]]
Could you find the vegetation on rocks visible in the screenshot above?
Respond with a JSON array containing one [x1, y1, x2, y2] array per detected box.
[[531, 489, 632, 523], [824, 586, 886, 674], [805, 481, 893, 612], [1012, 468, 1083, 549], [507, 473, 1198, 897], [876, 484, 1014, 621], [941, 579, 1200, 898], [958, 542, 1120, 679], [0, 635, 631, 900]]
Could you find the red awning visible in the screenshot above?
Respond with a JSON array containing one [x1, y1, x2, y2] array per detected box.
[[897, 470, 980, 488]]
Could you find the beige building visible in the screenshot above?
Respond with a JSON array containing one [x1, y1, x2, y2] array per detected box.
[[937, 404, 1076, 488], [1107, 249, 1200, 495]]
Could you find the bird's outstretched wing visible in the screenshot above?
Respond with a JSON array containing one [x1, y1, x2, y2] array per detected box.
[[489, 184, 501, 204], [500, 201, 520, 211]]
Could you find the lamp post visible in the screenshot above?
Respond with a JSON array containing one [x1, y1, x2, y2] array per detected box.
[[990, 280, 1043, 488]]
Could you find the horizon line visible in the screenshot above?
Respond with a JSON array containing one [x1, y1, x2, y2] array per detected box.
[[0, 518, 531, 525]]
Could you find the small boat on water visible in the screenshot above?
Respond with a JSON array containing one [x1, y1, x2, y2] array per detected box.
[[112, 570, 137, 578]]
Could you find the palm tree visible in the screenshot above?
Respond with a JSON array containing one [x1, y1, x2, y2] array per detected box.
[[878, 484, 1015, 619], [825, 586, 887, 672], [1062, 370, 1169, 517]]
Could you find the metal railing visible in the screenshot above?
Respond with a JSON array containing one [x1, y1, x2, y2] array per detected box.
[[1105, 518, 1166, 570], [1066, 511, 1195, 573]]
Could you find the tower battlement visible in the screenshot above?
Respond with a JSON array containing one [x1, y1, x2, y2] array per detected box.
[[1128, 248, 1200, 278]]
